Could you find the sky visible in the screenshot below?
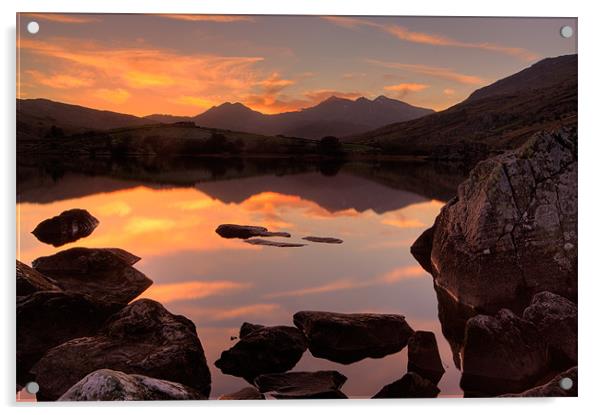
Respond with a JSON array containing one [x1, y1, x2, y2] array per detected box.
[[17, 14, 577, 116]]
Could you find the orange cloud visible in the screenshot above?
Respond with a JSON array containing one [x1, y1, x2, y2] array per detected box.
[[384, 82, 429, 98], [323, 16, 538, 61], [26, 70, 95, 89], [23, 13, 101, 24], [143, 280, 251, 303], [443, 88, 456, 96], [367, 59, 486, 85], [93, 88, 131, 104], [159, 14, 255, 23]]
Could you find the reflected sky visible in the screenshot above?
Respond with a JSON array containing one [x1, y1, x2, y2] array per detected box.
[[17, 172, 462, 398]]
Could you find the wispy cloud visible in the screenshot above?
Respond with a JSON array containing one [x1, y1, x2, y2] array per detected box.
[[384, 82, 429, 98], [368, 59, 486, 85], [23, 13, 101, 24], [159, 14, 255, 23], [323, 16, 538, 61]]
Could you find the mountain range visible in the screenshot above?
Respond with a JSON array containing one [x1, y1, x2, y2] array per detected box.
[[348, 54, 577, 158]]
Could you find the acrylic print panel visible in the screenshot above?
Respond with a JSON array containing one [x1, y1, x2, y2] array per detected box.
[[16, 13, 577, 401]]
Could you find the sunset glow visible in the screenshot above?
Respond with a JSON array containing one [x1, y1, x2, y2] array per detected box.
[[17, 13, 576, 115]]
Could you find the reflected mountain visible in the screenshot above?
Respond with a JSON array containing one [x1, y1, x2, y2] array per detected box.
[[18, 156, 466, 213]]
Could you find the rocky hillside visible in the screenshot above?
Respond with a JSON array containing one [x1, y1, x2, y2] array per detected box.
[[347, 55, 577, 161]]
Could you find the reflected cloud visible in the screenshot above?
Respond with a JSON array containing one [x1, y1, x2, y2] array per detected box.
[[142, 280, 251, 303], [264, 265, 426, 298], [180, 303, 282, 322]]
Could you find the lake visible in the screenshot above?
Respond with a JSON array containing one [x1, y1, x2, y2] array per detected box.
[[17, 158, 467, 398]]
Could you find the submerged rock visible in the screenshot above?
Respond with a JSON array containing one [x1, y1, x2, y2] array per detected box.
[[254, 371, 347, 399], [58, 369, 206, 401], [32, 247, 152, 309], [461, 309, 547, 396], [502, 367, 577, 397], [407, 331, 445, 384], [293, 311, 414, 364], [372, 372, 440, 398], [31, 299, 211, 401], [17, 291, 111, 385], [32, 209, 99, 247], [302, 236, 343, 244], [215, 324, 307, 383], [219, 386, 265, 400], [244, 238, 306, 248], [523, 291, 577, 367], [16, 260, 60, 297], [411, 129, 577, 311], [216, 224, 290, 239]]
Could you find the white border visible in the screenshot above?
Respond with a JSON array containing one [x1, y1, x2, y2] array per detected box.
[[2, 1, 601, 414]]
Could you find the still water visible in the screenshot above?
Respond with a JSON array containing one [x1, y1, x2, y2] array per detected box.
[[17, 161, 464, 398]]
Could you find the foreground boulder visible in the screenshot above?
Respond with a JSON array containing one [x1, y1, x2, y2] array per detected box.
[[58, 369, 206, 401], [254, 371, 347, 399], [32, 209, 99, 247], [216, 224, 290, 239], [32, 247, 152, 309], [372, 372, 440, 398], [523, 291, 577, 367], [219, 386, 264, 400], [502, 367, 577, 397], [411, 129, 577, 311], [17, 291, 111, 386], [407, 331, 445, 384], [461, 309, 547, 396], [16, 260, 60, 297], [293, 311, 414, 364], [31, 299, 211, 401], [215, 324, 307, 383]]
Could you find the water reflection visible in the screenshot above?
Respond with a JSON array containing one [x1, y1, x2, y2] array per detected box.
[[17, 160, 464, 398]]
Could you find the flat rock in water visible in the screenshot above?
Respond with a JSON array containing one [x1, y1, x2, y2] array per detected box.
[[216, 224, 290, 239], [219, 386, 265, 400], [244, 238, 305, 248], [461, 309, 547, 396], [372, 372, 440, 398], [407, 331, 445, 384], [523, 291, 577, 367], [293, 311, 414, 364], [302, 236, 343, 244], [32, 247, 152, 309], [411, 129, 577, 311], [17, 290, 111, 386], [58, 369, 206, 401], [502, 367, 577, 397], [215, 324, 307, 383], [254, 371, 347, 399], [16, 260, 60, 297], [31, 299, 211, 401], [32, 209, 99, 247]]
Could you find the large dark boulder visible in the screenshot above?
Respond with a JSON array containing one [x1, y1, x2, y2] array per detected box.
[[372, 372, 440, 398], [32, 247, 152, 309], [461, 309, 547, 396], [16, 260, 60, 296], [523, 291, 577, 368], [215, 324, 306, 383], [218, 386, 265, 400], [293, 311, 414, 364], [254, 371, 347, 399], [32, 208, 99, 247], [407, 331, 445, 384], [31, 299, 211, 401], [17, 291, 111, 386], [502, 367, 577, 397], [58, 369, 206, 401], [215, 224, 290, 239], [411, 129, 577, 311]]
